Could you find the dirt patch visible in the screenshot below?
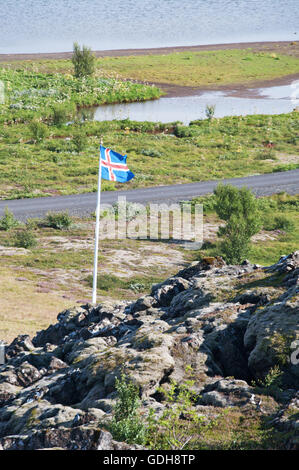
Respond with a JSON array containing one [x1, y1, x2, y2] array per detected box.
[[42, 236, 94, 252], [275, 153, 299, 165], [0, 245, 29, 256], [201, 221, 279, 243], [100, 243, 186, 277], [154, 72, 299, 98], [252, 230, 281, 242]]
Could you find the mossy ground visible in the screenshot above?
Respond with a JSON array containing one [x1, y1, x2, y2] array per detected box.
[[180, 407, 293, 450]]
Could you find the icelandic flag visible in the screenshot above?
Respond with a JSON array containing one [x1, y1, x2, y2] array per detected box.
[[100, 146, 135, 183]]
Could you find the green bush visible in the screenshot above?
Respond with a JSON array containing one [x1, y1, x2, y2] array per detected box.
[[13, 229, 37, 249], [0, 208, 19, 231], [263, 214, 295, 232], [185, 194, 216, 214], [72, 129, 88, 152], [51, 103, 75, 127], [25, 218, 39, 230], [72, 42, 96, 78], [252, 365, 283, 400], [29, 120, 48, 142], [214, 184, 261, 264], [44, 211, 73, 230], [219, 215, 253, 264], [174, 125, 195, 138], [108, 373, 146, 445], [146, 367, 205, 450]]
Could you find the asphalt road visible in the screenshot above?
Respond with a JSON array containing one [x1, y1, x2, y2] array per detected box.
[[0, 169, 298, 221]]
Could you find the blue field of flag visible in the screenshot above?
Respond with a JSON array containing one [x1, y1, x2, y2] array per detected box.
[[100, 146, 135, 183]]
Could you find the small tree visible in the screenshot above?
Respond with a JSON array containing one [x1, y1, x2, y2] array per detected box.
[[214, 184, 261, 264], [146, 370, 203, 450], [72, 42, 96, 78], [0, 207, 19, 231], [109, 372, 146, 445]]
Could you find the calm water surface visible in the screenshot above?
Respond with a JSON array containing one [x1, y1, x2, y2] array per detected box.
[[86, 84, 299, 125], [0, 0, 298, 53]]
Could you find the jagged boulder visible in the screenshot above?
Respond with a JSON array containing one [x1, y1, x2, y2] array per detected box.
[[244, 283, 299, 386], [0, 428, 142, 450], [151, 277, 190, 307]]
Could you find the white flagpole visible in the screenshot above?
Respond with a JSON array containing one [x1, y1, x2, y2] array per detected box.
[[92, 137, 103, 305]]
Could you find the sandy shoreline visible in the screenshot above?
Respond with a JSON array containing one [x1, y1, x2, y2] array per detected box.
[[1, 41, 299, 99], [0, 40, 297, 62], [156, 72, 299, 98]]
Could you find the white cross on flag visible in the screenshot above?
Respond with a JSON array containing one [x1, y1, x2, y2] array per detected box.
[[100, 146, 134, 183]]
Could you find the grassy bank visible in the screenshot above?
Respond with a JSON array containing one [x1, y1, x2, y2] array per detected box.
[[96, 48, 299, 87], [0, 68, 162, 124], [2, 47, 299, 87], [0, 112, 298, 200]]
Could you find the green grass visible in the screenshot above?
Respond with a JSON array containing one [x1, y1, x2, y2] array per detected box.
[[85, 272, 163, 297], [0, 113, 298, 200], [3, 48, 299, 88], [95, 49, 299, 87], [0, 49, 298, 200]]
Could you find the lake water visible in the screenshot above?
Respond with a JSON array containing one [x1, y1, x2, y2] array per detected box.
[[0, 0, 298, 54], [83, 84, 299, 125]]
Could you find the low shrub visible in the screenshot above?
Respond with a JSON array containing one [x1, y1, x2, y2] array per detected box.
[[146, 367, 205, 450], [252, 365, 283, 400], [13, 229, 37, 248], [51, 103, 75, 127], [0, 208, 20, 231], [263, 214, 295, 232], [185, 194, 216, 214], [43, 211, 73, 230], [108, 373, 146, 445], [72, 129, 88, 152], [174, 125, 196, 138], [29, 120, 48, 142]]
